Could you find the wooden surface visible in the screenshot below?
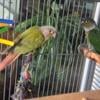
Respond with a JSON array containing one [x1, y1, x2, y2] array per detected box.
[[27, 90, 100, 100]]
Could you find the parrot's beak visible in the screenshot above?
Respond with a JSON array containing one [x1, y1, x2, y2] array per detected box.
[[49, 31, 57, 38], [81, 18, 85, 23], [81, 19, 85, 27], [52, 33, 56, 38]]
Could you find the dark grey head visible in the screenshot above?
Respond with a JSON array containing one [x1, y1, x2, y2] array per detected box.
[[81, 18, 96, 32]]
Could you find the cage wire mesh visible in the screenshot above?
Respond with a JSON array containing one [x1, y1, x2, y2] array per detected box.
[[0, 0, 97, 99]]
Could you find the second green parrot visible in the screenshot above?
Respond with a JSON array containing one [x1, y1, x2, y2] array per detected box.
[[0, 25, 57, 71], [80, 18, 100, 54]]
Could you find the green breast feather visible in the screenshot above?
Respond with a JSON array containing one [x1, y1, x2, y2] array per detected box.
[[14, 26, 45, 54], [88, 28, 100, 54]]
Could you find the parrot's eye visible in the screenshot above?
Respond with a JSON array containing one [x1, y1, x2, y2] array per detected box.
[[49, 30, 54, 35]]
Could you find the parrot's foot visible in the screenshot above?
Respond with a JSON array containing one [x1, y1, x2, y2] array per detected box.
[[78, 44, 88, 54], [23, 53, 33, 64], [78, 44, 90, 58], [78, 47, 100, 64]]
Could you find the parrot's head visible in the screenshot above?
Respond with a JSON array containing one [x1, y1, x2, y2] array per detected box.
[[81, 18, 96, 32], [40, 26, 57, 40]]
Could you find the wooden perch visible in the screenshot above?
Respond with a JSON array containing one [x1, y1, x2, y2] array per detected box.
[[27, 90, 100, 100], [81, 48, 100, 64], [82, 97, 87, 100]]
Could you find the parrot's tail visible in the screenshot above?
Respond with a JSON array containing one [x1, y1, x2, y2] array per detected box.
[[0, 53, 20, 71]]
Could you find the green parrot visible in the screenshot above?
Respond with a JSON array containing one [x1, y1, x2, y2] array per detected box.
[[0, 25, 57, 71], [79, 18, 100, 54]]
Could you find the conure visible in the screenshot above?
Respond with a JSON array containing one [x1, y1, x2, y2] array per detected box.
[[79, 18, 100, 54], [0, 26, 57, 71]]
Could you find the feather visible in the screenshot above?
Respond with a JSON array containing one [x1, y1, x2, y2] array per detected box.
[[0, 53, 20, 71]]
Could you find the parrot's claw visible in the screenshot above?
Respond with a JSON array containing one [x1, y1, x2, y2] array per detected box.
[[23, 53, 33, 65], [78, 44, 88, 54]]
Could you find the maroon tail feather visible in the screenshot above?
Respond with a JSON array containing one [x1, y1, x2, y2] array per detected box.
[[0, 53, 20, 71]]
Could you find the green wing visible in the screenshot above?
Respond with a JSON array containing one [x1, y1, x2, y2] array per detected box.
[[88, 28, 100, 53], [13, 26, 45, 54]]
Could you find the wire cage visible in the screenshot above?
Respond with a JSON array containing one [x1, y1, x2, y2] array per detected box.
[[0, 0, 98, 100]]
